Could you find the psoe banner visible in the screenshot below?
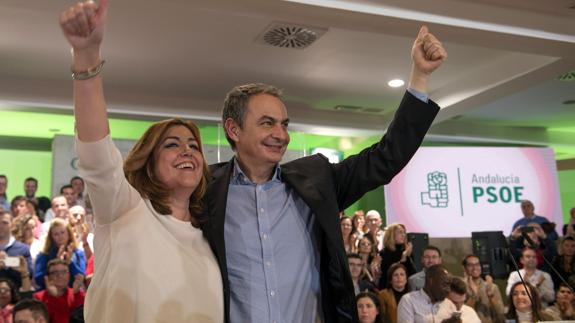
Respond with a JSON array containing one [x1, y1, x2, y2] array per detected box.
[[384, 147, 562, 238]]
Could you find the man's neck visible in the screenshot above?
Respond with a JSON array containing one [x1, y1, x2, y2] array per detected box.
[[524, 267, 536, 275], [235, 155, 275, 184], [0, 235, 10, 247]]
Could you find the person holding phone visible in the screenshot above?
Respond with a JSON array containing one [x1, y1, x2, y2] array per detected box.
[[58, 1, 223, 322], [0, 210, 33, 290]]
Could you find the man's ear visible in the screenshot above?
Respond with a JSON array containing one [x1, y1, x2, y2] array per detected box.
[[224, 118, 240, 142]]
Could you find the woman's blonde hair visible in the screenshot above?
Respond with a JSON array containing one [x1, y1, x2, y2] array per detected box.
[[12, 214, 34, 242], [383, 223, 406, 251], [123, 118, 209, 225], [43, 218, 77, 253]]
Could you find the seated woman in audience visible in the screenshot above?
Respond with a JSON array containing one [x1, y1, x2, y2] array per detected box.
[[510, 222, 556, 272], [543, 282, 575, 321], [13, 215, 43, 263], [358, 235, 379, 283], [58, 1, 223, 322], [506, 282, 554, 322], [34, 219, 86, 290], [377, 223, 416, 289], [378, 263, 409, 323], [356, 292, 384, 323], [10, 197, 42, 239], [352, 211, 367, 238], [0, 278, 20, 323], [341, 217, 356, 253]]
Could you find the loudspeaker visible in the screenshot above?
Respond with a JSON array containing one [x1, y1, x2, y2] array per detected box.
[[407, 232, 429, 272], [471, 231, 509, 279]]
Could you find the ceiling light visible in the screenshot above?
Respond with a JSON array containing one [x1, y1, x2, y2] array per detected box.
[[388, 79, 405, 88]]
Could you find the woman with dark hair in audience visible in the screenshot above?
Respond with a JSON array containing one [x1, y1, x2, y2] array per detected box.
[[356, 292, 384, 323], [378, 263, 409, 323], [506, 281, 554, 322], [544, 282, 575, 320], [341, 217, 357, 253], [358, 235, 378, 282], [34, 219, 86, 290], [377, 223, 416, 289], [0, 277, 20, 323], [58, 1, 223, 321]]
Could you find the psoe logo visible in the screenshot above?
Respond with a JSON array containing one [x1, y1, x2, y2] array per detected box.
[[421, 171, 448, 208]]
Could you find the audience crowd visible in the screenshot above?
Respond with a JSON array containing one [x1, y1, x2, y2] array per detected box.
[[0, 171, 574, 323], [341, 200, 575, 323]]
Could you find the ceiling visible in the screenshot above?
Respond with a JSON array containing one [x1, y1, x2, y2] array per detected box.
[[0, 0, 574, 158]]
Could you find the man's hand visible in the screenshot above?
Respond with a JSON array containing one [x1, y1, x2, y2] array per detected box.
[[409, 26, 447, 92], [73, 274, 85, 293], [45, 276, 59, 297]]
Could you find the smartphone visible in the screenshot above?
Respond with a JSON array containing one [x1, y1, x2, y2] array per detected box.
[[4, 256, 20, 267], [520, 226, 534, 234]]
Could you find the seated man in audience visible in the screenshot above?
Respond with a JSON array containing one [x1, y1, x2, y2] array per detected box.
[[348, 253, 376, 295], [33, 259, 85, 323], [0, 210, 33, 289], [506, 248, 554, 307], [69, 177, 86, 210], [59, 186, 76, 211], [23, 177, 51, 218], [512, 200, 558, 241], [409, 245, 442, 291], [461, 254, 504, 323], [447, 277, 481, 322], [509, 222, 556, 273], [551, 236, 575, 288], [41, 196, 70, 232], [543, 282, 575, 320], [398, 264, 456, 322], [0, 175, 10, 212], [12, 298, 50, 323], [68, 206, 93, 261], [365, 210, 384, 251]]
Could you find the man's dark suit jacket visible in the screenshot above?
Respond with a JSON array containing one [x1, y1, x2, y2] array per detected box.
[[202, 91, 440, 323]]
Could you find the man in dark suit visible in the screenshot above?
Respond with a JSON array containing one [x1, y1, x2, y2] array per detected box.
[[202, 26, 447, 323]]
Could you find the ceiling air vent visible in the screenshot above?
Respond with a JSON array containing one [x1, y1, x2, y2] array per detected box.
[[256, 22, 327, 49]]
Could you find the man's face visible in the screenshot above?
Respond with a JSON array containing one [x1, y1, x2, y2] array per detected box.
[[521, 201, 535, 217], [464, 256, 482, 279], [14, 309, 46, 323], [51, 197, 69, 219], [348, 257, 363, 280], [422, 249, 442, 268], [230, 94, 290, 172], [71, 178, 84, 196], [563, 240, 575, 257], [48, 264, 70, 289], [520, 249, 537, 269], [0, 214, 11, 240], [62, 187, 76, 206], [366, 215, 381, 233], [448, 291, 466, 310], [0, 177, 6, 195], [24, 180, 37, 197], [557, 286, 575, 303], [69, 205, 86, 226]]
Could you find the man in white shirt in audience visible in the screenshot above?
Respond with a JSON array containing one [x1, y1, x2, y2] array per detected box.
[[506, 248, 554, 307]]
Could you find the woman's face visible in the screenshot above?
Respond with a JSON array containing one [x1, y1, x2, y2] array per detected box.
[[512, 284, 532, 313], [391, 267, 407, 291], [51, 225, 69, 247], [154, 125, 204, 197], [354, 215, 365, 231], [0, 282, 11, 307], [23, 219, 36, 239], [357, 296, 378, 323], [14, 201, 27, 217], [394, 226, 406, 245], [341, 218, 352, 237], [358, 238, 372, 254]]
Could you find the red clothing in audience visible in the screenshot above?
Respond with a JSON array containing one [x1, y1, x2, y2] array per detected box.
[[33, 288, 85, 323], [0, 304, 13, 323], [85, 255, 94, 276]]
